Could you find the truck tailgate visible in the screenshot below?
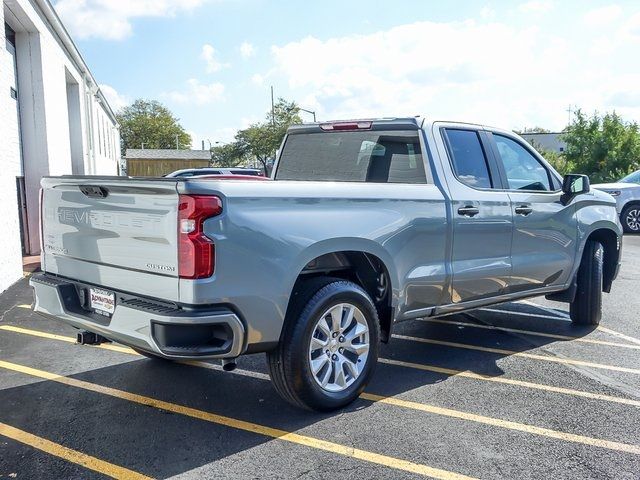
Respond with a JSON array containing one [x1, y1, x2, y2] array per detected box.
[[41, 177, 181, 302]]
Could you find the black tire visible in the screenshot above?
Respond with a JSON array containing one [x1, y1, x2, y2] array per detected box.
[[620, 204, 640, 234], [131, 347, 169, 360], [570, 240, 603, 325], [267, 277, 380, 411]]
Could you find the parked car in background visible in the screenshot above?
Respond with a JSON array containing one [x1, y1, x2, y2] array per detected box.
[[193, 174, 270, 181], [32, 118, 622, 411], [166, 167, 264, 178], [593, 170, 640, 233]]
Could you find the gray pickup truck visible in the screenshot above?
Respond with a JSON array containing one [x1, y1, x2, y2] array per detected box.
[[32, 118, 623, 411]]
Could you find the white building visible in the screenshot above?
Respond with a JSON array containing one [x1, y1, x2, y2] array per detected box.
[[1, 0, 120, 293], [521, 132, 567, 154]]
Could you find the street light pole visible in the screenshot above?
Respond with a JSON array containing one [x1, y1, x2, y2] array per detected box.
[[299, 108, 317, 122]]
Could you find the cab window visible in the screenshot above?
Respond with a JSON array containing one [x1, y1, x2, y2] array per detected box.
[[493, 135, 552, 191], [443, 129, 493, 189]]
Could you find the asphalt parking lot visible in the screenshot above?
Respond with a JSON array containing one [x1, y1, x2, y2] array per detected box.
[[0, 236, 639, 480]]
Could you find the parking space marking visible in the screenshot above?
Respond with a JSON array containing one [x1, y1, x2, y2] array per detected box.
[[392, 334, 640, 375], [597, 326, 640, 346], [358, 392, 640, 455], [17, 304, 31, 309], [377, 357, 640, 406], [0, 360, 476, 480], [417, 318, 640, 350], [0, 421, 153, 480], [0, 325, 132, 354], [479, 307, 570, 321], [480, 306, 640, 346], [2, 360, 640, 461], [5, 324, 640, 407], [516, 300, 570, 318]]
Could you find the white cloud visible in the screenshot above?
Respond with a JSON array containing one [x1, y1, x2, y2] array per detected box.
[[251, 73, 264, 85], [583, 5, 622, 27], [240, 41, 255, 58], [201, 44, 229, 73], [269, 18, 640, 130], [99, 84, 128, 111], [518, 1, 554, 14], [54, 0, 208, 41], [163, 79, 225, 105], [479, 6, 495, 20]]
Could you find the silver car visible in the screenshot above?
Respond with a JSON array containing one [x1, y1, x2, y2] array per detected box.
[[593, 170, 640, 233]]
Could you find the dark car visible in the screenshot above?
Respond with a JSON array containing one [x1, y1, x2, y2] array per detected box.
[[166, 167, 264, 178]]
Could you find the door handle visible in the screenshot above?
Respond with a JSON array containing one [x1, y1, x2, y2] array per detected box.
[[515, 205, 533, 216], [457, 206, 480, 217]]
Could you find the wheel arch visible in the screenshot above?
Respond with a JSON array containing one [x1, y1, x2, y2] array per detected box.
[[583, 228, 620, 293], [285, 240, 398, 342]]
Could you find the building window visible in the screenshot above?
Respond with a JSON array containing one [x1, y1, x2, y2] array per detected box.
[[5, 23, 16, 48]]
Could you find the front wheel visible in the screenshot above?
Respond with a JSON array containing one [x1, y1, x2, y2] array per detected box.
[[570, 240, 603, 325], [267, 278, 380, 411], [621, 204, 640, 233]]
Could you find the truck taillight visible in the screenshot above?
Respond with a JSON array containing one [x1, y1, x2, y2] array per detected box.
[[177, 195, 222, 279]]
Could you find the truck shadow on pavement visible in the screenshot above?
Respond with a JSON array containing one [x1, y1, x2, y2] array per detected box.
[[0, 290, 606, 479]]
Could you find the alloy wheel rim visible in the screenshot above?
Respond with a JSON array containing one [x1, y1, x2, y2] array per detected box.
[[308, 303, 370, 393], [626, 209, 640, 231]]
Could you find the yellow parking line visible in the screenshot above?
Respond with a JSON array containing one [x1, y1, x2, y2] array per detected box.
[[377, 357, 640, 407], [0, 325, 132, 355], [418, 318, 640, 350], [597, 326, 640, 346], [392, 334, 640, 375], [0, 360, 474, 480], [17, 304, 31, 309], [359, 392, 640, 455], [0, 421, 152, 480], [2, 360, 640, 459], [4, 324, 639, 407]]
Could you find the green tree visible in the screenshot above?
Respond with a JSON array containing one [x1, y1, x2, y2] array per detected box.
[[231, 98, 302, 174], [210, 142, 247, 167], [562, 110, 640, 183], [117, 99, 192, 154], [519, 126, 551, 134]]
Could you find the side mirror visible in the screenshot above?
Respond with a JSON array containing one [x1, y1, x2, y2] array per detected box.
[[562, 174, 590, 195], [561, 174, 590, 205]]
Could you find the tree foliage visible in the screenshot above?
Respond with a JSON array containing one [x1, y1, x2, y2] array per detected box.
[[561, 110, 640, 183], [117, 99, 192, 154], [527, 110, 640, 183], [213, 98, 302, 173]]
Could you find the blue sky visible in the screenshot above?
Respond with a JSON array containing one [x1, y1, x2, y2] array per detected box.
[[54, 0, 640, 148]]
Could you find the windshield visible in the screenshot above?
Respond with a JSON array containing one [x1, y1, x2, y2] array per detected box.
[[620, 170, 640, 184]]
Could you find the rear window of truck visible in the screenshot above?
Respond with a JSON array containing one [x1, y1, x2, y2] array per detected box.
[[275, 130, 427, 183]]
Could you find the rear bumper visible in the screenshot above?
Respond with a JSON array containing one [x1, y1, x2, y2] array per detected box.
[[29, 273, 246, 360]]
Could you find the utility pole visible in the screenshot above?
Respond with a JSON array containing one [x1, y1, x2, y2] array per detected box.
[[566, 104, 573, 127], [176, 134, 179, 150], [270, 85, 275, 127]]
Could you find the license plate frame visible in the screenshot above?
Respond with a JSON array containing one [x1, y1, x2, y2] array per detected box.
[[89, 287, 115, 316]]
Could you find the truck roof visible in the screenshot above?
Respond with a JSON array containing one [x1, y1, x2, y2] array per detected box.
[[287, 117, 424, 134]]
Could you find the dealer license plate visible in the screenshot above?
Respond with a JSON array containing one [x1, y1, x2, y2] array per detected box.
[[89, 288, 115, 316]]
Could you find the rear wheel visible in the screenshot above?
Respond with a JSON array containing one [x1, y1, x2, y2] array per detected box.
[[570, 240, 603, 325], [267, 278, 380, 411], [621, 204, 640, 233]]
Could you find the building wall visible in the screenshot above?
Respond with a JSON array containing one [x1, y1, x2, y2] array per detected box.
[[0, 18, 24, 293], [521, 133, 566, 154], [0, 0, 120, 293]]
